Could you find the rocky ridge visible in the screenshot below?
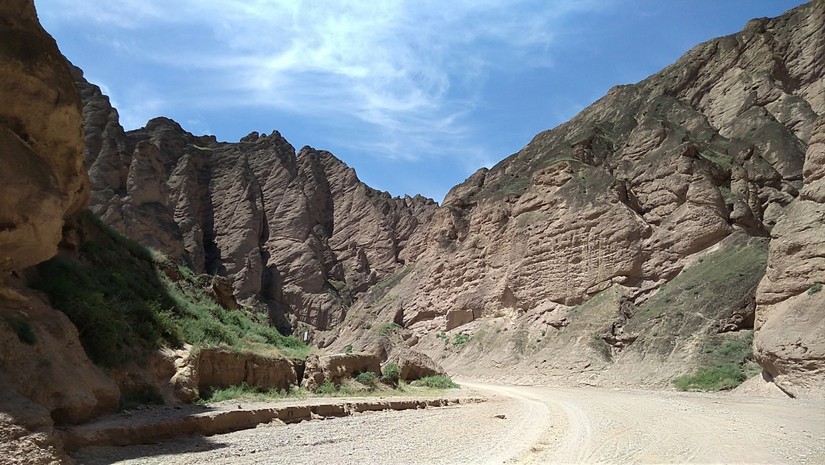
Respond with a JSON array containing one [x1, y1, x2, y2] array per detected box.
[[76, 81, 437, 333], [325, 1, 825, 398]]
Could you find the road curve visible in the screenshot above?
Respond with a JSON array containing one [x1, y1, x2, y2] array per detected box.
[[73, 382, 825, 464], [462, 381, 825, 464]]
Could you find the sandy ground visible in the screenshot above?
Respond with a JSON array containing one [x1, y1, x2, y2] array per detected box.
[[73, 382, 825, 465]]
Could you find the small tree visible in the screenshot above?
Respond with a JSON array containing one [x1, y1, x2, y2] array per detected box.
[[381, 362, 401, 387]]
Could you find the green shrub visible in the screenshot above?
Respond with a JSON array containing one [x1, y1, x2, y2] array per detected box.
[[673, 364, 746, 391], [198, 383, 302, 403], [436, 332, 449, 345], [674, 332, 756, 391], [808, 282, 823, 295], [411, 375, 458, 389], [316, 380, 338, 395], [452, 333, 470, 346], [33, 210, 308, 367], [355, 371, 378, 388], [381, 362, 401, 386], [344, 344, 353, 354], [379, 323, 402, 336]]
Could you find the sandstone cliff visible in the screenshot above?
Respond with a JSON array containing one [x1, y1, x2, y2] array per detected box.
[[0, 0, 88, 275], [76, 83, 437, 332], [326, 1, 824, 396], [0, 1, 108, 463]]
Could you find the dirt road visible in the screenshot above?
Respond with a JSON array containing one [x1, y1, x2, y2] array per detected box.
[[74, 382, 825, 464]]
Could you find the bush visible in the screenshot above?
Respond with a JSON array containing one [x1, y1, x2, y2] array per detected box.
[[411, 375, 459, 389], [674, 332, 756, 391], [381, 362, 401, 387], [673, 364, 746, 391], [355, 371, 378, 388], [379, 323, 402, 336], [452, 333, 470, 346], [809, 282, 823, 295], [316, 380, 338, 395], [33, 210, 309, 367]]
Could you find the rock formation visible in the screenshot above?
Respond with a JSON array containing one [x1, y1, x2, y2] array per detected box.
[[37, 0, 823, 399], [76, 82, 437, 332], [754, 116, 825, 399], [0, 0, 88, 275], [324, 1, 824, 396]]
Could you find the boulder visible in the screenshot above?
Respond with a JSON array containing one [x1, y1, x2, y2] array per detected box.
[[301, 353, 381, 391], [387, 349, 446, 381]]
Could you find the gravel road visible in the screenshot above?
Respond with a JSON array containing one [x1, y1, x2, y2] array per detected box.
[[74, 382, 825, 465]]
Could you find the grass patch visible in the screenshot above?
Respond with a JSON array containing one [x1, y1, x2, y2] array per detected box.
[[674, 331, 758, 391], [198, 383, 304, 403], [809, 282, 823, 295], [411, 375, 459, 389], [379, 323, 402, 336], [32, 211, 307, 368]]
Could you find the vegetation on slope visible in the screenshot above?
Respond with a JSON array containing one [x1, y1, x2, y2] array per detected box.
[[32, 211, 306, 368], [674, 331, 760, 391]]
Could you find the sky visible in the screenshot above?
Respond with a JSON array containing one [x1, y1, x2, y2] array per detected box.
[[37, 0, 807, 203]]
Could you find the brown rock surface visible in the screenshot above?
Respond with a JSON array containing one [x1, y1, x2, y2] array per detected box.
[[325, 2, 824, 395], [301, 353, 381, 391], [162, 347, 298, 401], [0, 281, 120, 425], [76, 80, 437, 331], [0, 0, 89, 274], [387, 349, 446, 381], [754, 116, 825, 399]]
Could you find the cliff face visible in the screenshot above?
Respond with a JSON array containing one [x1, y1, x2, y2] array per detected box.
[[325, 2, 824, 396], [75, 3, 824, 396], [76, 80, 437, 332], [0, 0, 89, 275], [0, 2, 115, 464]]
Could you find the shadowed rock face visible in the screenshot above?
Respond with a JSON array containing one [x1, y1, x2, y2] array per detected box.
[[0, 0, 89, 275], [76, 80, 437, 331]]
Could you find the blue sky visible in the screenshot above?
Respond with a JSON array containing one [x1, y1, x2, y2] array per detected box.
[[37, 0, 806, 202]]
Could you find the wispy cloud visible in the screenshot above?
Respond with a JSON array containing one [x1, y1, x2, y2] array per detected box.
[[39, 0, 605, 165]]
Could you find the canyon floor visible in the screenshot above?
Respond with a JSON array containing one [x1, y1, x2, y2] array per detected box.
[[72, 381, 825, 465]]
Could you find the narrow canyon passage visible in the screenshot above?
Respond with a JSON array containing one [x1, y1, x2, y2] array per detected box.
[[74, 382, 825, 465]]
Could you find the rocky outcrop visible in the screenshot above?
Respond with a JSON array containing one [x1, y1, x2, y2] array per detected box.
[[324, 2, 824, 395], [0, 281, 120, 425], [387, 349, 446, 381], [754, 116, 825, 399], [183, 347, 298, 396], [0, 0, 88, 275], [76, 81, 437, 331], [301, 353, 381, 391]]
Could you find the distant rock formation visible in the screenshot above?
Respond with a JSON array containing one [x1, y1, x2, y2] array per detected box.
[[75, 80, 437, 332]]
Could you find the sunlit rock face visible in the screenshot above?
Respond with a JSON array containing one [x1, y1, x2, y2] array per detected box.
[[77, 78, 437, 331], [0, 0, 89, 275]]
